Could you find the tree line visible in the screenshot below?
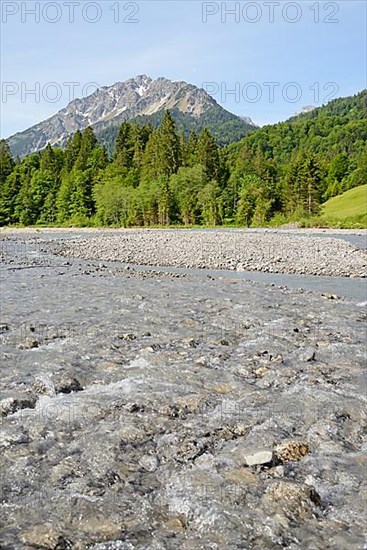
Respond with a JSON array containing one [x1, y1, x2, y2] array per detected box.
[[0, 92, 366, 228]]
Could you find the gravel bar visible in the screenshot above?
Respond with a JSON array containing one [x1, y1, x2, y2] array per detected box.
[[50, 229, 367, 278]]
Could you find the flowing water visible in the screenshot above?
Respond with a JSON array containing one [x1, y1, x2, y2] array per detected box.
[[0, 231, 366, 549]]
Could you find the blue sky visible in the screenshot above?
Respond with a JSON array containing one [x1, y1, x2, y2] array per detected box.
[[1, 0, 366, 137]]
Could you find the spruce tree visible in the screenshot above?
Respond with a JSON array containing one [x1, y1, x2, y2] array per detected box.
[[186, 131, 198, 167], [158, 111, 181, 176], [63, 130, 82, 172], [114, 122, 134, 168], [74, 127, 98, 171], [0, 140, 15, 185], [196, 128, 220, 181]]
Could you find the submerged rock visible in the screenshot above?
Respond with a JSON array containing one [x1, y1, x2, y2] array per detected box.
[[243, 448, 274, 467], [263, 480, 321, 520], [139, 454, 159, 472], [274, 440, 309, 462], [54, 374, 83, 394], [0, 393, 37, 417]]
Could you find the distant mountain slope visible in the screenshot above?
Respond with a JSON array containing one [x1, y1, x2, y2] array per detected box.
[[289, 90, 367, 122], [7, 75, 257, 157], [96, 106, 256, 156], [228, 90, 367, 166]]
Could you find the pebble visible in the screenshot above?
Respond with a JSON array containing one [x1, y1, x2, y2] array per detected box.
[[299, 348, 316, 362], [55, 374, 83, 394], [0, 394, 37, 417], [139, 454, 159, 472], [51, 230, 367, 278], [243, 448, 274, 467], [274, 440, 309, 462]]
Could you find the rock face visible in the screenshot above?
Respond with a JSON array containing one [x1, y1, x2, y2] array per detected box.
[[7, 75, 256, 157]]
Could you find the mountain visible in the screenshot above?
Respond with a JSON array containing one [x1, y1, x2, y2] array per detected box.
[[239, 115, 257, 126], [294, 105, 316, 116], [7, 75, 257, 157]]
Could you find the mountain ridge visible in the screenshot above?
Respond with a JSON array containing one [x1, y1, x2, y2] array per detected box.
[[7, 75, 257, 157]]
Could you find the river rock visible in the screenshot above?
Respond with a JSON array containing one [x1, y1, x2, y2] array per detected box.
[[274, 440, 309, 462], [263, 480, 321, 520], [20, 524, 64, 548], [1, 228, 366, 549], [0, 393, 37, 417], [19, 338, 39, 349], [299, 348, 316, 362], [55, 374, 83, 394], [32, 374, 56, 396], [139, 453, 159, 472], [243, 448, 274, 467]]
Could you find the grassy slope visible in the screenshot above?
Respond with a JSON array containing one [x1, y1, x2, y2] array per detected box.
[[322, 185, 367, 219]]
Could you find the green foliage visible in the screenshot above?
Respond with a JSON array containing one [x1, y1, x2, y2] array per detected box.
[[96, 106, 255, 155], [170, 164, 207, 224], [1, 93, 366, 228], [198, 181, 222, 225], [284, 152, 325, 217], [0, 139, 15, 185]]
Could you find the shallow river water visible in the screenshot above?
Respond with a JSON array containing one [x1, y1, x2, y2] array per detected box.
[[0, 231, 366, 549]]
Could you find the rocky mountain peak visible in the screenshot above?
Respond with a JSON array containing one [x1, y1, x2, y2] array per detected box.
[[7, 75, 255, 157]]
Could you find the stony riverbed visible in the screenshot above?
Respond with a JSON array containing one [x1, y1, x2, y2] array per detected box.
[[48, 228, 367, 278], [0, 229, 366, 549]]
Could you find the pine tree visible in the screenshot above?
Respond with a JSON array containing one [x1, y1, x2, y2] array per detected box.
[[74, 127, 98, 171], [0, 170, 22, 225], [56, 173, 74, 223], [142, 112, 181, 181], [114, 122, 134, 168], [158, 111, 181, 176], [285, 152, 323, 216], [157, 176, 172, 225], [196, 129, 220, 181], [186, 131, 198, 167], [0, 140, 15, 185], [63, 131, 82, 172], [0, 139, 17, 224], [1, 154, 40, 225], [141, 130, 162, 182]]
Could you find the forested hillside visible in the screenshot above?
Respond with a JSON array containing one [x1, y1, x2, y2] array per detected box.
[[0, 91, 366, 228], [96, 106, 255, 156], [227, 90, 367, 203]]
